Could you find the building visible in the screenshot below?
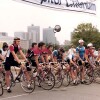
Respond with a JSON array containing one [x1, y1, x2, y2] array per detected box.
[[27, 25, 40, 47], [0, 36, 29, 50], [0, 32, 8, 36], [43, 27, 56, 44], [20, 39, 29, 50], [14, 32, 28, 40], [0, 36, 13, 48]]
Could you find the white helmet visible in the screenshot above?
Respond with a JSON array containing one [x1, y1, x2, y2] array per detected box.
[[78, 39, 84, 43], [87, 43, 93, 47]]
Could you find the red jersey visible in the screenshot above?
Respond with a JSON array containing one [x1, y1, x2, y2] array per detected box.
[[85, 49, 94, 57]]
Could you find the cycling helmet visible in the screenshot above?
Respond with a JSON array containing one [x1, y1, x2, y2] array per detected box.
[[78, 39, 84, 43], [87, 43, 93, 47]]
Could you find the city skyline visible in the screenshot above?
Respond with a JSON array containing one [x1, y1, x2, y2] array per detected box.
[[0, 0, 100, 44]]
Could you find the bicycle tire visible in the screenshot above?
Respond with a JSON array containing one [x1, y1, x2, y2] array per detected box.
[[93, 69, 100, 84], [54, 73, 63, 88], [0, 72, 5, 87], [39, 72, 55, 90], [63, 73, 70, 87], [84, 67, 93, 85], [20, 74, 35, 93], [0, 81, 3, 96]]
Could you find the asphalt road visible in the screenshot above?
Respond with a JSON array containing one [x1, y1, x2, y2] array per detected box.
[[0, 83, 100, 100]]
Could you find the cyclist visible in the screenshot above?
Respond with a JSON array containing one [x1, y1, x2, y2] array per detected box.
[[53, 47, 65, 62], [0, 42, 8, 72], [85, 43, 97, 66], [26, 42, 38, 72], [26, 42, 37, 59], [53, 48, 70, 72], [4, 37, 30, 93], [96, 48, 100, 64], [70, 53, 79, 85], [67, 45, 76, 60], [76, 39, 86, 84], [47, 44, 54, 62], [0, 42, 8, 61]]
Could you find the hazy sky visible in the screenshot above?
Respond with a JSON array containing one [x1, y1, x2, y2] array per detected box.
[[0, 0, 100, 44]]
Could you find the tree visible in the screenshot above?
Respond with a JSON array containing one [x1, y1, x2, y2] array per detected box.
[[71, 23, 100, 49]]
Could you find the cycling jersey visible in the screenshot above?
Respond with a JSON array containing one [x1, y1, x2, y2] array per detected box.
[[85, 49, 94, 58], [0, 48, 8, 57], [53, 50, 63, 60], [76, 46, 85, 60], [4, 44, 21, 71], [6, 44, 21, 61], [67, 48, 76, 59]]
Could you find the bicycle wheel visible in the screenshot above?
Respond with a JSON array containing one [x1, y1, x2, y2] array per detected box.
[[0, 72, 5, 87], [63, 73, 70, 87], [84, 68, 93, 85], [39, 72, 55, 90], [20, 74, 35, 93], [0, 82, 3, 96], [94, 69, 100, 84], [54, 73, 63, 88]]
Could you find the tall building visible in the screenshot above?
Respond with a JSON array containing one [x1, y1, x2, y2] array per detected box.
[[27, 25, 40, 46], [43, 27, 56, 44], [14, 32, 27, 40]]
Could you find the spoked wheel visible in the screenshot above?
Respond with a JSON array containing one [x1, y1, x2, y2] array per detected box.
[[93, 69, 100, 84], [84, 68, 93, 85], [20, 74, 35, 93], [0, 72, 5, 87], [0, 81, 3, 96], [39, 72, 55, 90], [63, 72, 70, 87], [54, 73, 63, 88]]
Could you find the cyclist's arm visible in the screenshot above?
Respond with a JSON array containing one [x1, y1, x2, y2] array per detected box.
[[76, 48, 80, 58], [40, 55, 45, 63], [50, 54, 54, 62], [34, 55, 39, 67], [70, 59, 78, 68], [62, 53, 66, 61], [84, 52, 90, 62], [44, 54, 49, 63]]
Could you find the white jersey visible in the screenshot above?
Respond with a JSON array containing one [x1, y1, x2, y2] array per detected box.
[[67, 48, 76, 59], [0, 49, 8, 57]]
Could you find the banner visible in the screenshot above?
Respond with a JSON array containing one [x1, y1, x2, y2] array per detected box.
[[14, 0, 96, 14]]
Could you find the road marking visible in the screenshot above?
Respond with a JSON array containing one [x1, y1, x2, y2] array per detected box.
[[0, 84, 96, 100], [0, 90, 47, 100], [0, 86, 77, 100]]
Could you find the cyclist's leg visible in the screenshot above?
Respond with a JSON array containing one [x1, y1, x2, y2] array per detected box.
[[78, 60, 86, 83], [70, 66, 77, 83], [4, 62, 12, 92]]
